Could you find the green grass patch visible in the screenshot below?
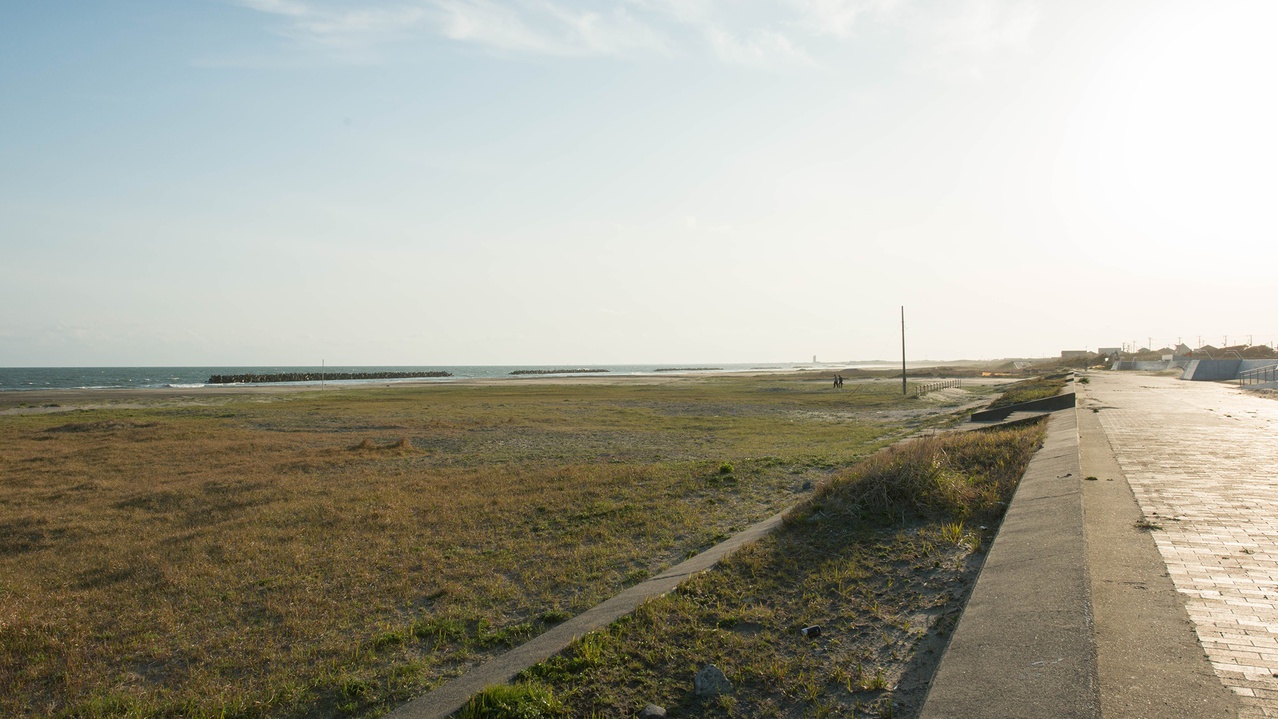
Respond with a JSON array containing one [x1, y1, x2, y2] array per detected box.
[[459, 682, 565, 719]]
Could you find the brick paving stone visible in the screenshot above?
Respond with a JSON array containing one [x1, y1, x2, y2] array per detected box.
[[1087, 372, 1278, 715]]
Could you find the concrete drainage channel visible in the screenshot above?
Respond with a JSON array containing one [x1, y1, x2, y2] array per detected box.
[[390, 406, 1093, 719]]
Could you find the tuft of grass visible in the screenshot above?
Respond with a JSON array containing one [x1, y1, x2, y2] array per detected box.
[[538, 609, 571, 625], [795, 424, 1042, 525], [939, 521, 964, 544], [717, 462, 734, 475], [459, 682, 565, 719]]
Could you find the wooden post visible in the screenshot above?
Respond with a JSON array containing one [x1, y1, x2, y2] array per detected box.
[[901, 306, 907, 396]]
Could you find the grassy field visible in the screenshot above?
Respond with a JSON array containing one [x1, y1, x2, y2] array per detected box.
[[0, 374, 995, 718], [985, 372, 1071, 409], [502, 419, 1046, 719]]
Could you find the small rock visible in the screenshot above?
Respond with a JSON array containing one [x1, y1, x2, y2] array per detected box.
[[638, 704, 667, 718], [801, 480, 813, 490], [694, 664, 733, 697]]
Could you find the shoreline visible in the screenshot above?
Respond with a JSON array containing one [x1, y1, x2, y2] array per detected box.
[[0, 371, 750, 413], [0, 361, 997, 415]]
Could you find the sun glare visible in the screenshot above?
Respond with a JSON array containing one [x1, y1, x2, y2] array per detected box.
[[1068, 1, 1278, 250]]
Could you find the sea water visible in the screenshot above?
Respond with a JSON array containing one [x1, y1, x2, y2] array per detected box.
[[0, 363, 887, 392]]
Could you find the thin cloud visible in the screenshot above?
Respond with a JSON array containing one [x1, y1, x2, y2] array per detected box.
[[706, 26, 816, 68], [236, 0, 309, 17], [790, 0, 901, 38], [623, 0, 716, 25], [434, 0, 564, 54], [298, 7, 429, 48], [914, 0, 1039, 80], [435, 0, 669, 56], [229, 0, 1037, 74], [233, 0, 429, 55]]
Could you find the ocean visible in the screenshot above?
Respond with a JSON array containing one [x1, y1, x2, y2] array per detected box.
[[0, 363, 886, 392]]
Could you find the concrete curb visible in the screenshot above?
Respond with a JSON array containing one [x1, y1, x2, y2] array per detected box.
[[920, 408, 1100, 719], [385, 510, 788, 719]]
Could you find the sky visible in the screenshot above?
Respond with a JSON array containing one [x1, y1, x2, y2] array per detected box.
[[2, 0, 1276, 366]]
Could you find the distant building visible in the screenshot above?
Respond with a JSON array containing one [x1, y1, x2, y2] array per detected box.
[[1061, 350, 1090, 359], [1098, 347, 1121, 356]]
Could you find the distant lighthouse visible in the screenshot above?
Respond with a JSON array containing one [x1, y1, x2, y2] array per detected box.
[[812, 355, 817, 364]]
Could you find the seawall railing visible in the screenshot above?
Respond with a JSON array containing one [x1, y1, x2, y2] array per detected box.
[[1238, 364, 1278, 387]]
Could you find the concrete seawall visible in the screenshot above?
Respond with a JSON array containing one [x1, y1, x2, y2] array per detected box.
[[1112, 358, 1277, 381], [920, 407, 1098, 718], [1181, 358, 1277, 381], [969, 392, 1076, 422]]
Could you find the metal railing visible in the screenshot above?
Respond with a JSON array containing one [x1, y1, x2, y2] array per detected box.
[[1194, 349, 1245, 360], [914, 379, 961, 397], [1239, 364, 1278, 387]]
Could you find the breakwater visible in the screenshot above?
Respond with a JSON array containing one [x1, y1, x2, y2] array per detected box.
[[509, 369, 609, 375], [207, 371, 453, 384]]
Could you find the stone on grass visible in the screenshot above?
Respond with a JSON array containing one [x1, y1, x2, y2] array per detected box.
[[638, 703, 667, 718], [694, 664, 733, 697]]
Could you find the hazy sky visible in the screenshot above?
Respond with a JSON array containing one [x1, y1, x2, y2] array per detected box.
[[3, 1, 1275, 366]]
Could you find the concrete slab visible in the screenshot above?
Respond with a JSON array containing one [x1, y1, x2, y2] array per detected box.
[[1076, 388, 1239, 718], [920, 408, 1100, 719], [1084, 372, 1278, 718]]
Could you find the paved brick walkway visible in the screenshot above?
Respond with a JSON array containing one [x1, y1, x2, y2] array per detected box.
[[1086, 372, 1278, 718]]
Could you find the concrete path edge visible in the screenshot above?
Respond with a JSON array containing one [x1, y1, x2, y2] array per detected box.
[[385, 510, 788, 719]]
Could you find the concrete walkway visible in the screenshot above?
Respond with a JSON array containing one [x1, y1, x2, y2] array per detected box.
[[1081, 372, 1278, 718]]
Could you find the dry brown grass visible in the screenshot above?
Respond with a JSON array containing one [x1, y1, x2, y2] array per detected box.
[[0, 376, 984, 718]]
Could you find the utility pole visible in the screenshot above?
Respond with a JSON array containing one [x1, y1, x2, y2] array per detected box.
[[901, 306, 907, 396]]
